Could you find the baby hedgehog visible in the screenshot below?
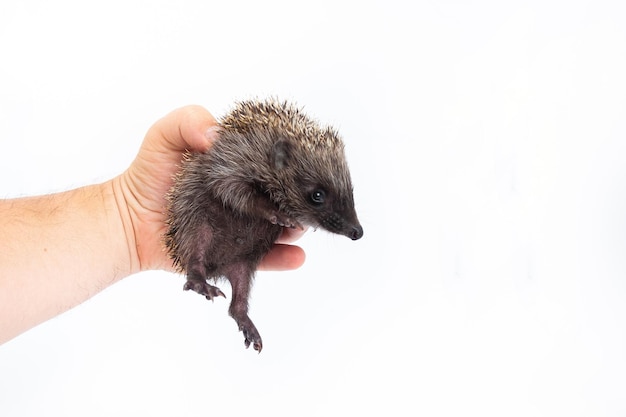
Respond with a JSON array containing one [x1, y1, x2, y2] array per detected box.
[[164, 98, 363, 352]]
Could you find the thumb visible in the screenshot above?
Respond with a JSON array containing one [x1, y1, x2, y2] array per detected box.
[[148, 105, 219, 154]]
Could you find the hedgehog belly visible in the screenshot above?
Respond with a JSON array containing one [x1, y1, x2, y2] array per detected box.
[[166, 191, 283, 280], [210, 211, 283, 274], [191, 198, 283, 279]]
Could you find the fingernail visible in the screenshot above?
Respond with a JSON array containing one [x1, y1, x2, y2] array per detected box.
[[205, 125, 221, 143]]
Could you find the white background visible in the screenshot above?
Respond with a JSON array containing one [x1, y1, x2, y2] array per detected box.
[[1, 0, 626, 415]]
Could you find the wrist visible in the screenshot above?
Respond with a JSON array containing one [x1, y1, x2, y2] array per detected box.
[[105, 177, 142, 277]]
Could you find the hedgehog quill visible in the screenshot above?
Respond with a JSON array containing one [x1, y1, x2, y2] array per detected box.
[[164, 99, 363, 352]]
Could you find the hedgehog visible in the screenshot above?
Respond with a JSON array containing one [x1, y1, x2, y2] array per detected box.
[[164, 98, 363, 352]]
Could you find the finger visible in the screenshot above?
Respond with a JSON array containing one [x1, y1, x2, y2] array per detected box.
[[149, 105, 219, 154], [257, 244, 306, 271]]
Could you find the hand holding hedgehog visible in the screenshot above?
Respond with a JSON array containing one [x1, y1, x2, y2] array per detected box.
[[165, 99, 363, 352], [0, 104, 306, 344]]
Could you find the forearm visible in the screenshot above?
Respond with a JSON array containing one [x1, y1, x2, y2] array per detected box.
[[0, 181, 134, 344]]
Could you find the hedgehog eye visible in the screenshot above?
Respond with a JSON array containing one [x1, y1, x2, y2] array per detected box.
[[310, 189, 326, 205]]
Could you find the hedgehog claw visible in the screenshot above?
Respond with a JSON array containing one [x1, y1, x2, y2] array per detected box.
[[237, 320, 263, 352]]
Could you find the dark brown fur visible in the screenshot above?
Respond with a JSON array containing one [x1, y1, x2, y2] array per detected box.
[[164, 99, 362, 352]]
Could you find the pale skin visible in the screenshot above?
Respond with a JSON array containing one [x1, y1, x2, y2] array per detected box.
[[0, 106, 306, 345]]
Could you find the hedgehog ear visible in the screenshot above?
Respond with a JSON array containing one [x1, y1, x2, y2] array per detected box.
[[271, 140, 291, 170]]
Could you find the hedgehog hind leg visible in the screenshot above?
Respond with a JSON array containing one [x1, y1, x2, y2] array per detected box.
[[224, 263, 262, 352], [181, 222, 226, 301]]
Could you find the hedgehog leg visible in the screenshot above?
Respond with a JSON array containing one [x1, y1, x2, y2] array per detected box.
[[224, 263, 262, 352], [244, 193, 303, 230], [182, 222, 225, 301]]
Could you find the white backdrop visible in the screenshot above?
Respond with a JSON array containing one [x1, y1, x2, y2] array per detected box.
[[1, 1, 626, 415]]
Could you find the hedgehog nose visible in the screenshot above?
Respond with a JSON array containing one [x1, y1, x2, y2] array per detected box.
[[350, 225, 364, 240]]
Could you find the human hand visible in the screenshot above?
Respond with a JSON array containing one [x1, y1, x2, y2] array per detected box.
[[113, 105, 306, 273]]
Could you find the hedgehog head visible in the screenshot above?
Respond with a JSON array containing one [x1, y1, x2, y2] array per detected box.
[[220, 99, 363, 240]]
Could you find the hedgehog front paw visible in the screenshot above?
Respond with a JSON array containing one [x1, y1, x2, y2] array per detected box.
[[183, 279, 226, 301], [268, 212, 302, 229]]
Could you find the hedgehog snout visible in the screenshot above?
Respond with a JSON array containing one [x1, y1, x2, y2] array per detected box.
[[321, 212, 363, 240], [350, 224, 364, 240]]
